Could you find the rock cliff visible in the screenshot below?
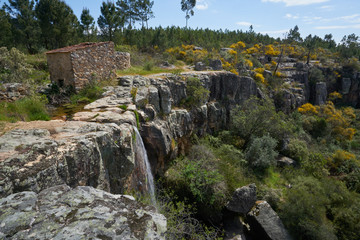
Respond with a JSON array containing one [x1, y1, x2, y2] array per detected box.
[[0, 185, 166, 239]]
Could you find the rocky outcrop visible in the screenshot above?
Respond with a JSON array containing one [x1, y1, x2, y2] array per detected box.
[[195, 62, 207, 71], [0, 185, 166, 239], [315, 82, 327, 105], [73, 72, 258, 173], [0, 83, 28, 102], [247, 201, 292, 240], [226, 184, 257, 214], [1, 71, 259, 196], [340, 71, 360, 107], [209, 59, 223, 70], [0, 121, 135, 198]]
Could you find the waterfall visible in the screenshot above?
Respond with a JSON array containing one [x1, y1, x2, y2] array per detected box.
[[133, 127, 156, 206]]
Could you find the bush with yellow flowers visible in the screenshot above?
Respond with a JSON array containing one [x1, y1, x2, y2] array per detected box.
[[264, 44, 280, 56], [165, 45, 208, 64], [298, 102, 356, 141]]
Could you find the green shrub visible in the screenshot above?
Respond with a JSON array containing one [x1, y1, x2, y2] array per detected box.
[[0, 95, 50, 122], [165, 144, 227, 207], [183, 77, 210, 108], [245, 135, 278, 171], [157, 189, 222, 240], [70, 82, 104, 104], [309, 67, 325, 84], [286, 138, 309, 163], [280, 176, 337, 240], [301, 152, 328, 178], [143, 60, 154, 71], [231, 97, 290, 144], [0, 47, 33, 84]]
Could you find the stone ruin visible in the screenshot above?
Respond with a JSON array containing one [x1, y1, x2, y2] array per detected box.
[[46, 41, 130, 91]]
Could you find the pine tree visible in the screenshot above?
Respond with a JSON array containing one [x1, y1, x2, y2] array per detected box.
[[116, 0, 139, 29], [80, 8, 95, 41], [98, 1, 120, 41], [137, 0, 154, 29], [181, 0, 196, 28], [36, 0, 79, 49], [5, 0, 39, 53], [0, 8, 13, 48], [288, 25, 302, 43]]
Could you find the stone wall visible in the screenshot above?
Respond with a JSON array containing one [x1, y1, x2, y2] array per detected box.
[[47, 42, 131, 91], [46, 52, 73, 88], [0, 83, 28, 102]]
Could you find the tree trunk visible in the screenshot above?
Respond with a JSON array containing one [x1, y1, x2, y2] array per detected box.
[[273, 48, 284, 76]]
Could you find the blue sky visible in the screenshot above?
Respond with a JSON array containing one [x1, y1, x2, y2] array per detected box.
[[3, 0, 360, 43]]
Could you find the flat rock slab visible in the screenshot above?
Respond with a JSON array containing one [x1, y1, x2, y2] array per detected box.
[[0, 185, 166, 239]]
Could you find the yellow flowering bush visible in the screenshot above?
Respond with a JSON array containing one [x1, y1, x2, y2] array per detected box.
[[230, 41, 246, 49], [229, 49, 237, 55], [254, 68, 265, 74], [264, 44, 280, 56], [265, 64, 272, 70], [254, 73, 266, 84], [245, 59, 253, 68], [298, 103, 319, 115], [328, 91, 342, 102], [274, 71, 282, 78], [298, 102, 356, 141]]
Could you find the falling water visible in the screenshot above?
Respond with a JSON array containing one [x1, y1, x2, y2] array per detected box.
[[133, 127, 156, 206]]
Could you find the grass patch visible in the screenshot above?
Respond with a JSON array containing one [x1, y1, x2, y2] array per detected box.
[[118, 105, 128, 111], [0, 95, 50, 122], [117, 66, 184, 76], [70, 82, 104, 105]]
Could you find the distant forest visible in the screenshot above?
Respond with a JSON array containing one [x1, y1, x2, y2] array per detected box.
[[0, 0, 359, 60]]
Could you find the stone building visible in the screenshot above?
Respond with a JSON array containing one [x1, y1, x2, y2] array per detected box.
[[46, 42, 130, 91]]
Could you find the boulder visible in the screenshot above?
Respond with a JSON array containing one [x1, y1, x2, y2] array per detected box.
[[209, 59, 223, 70], [247, 201, 292, 240], [0, 185, 166, 239], [277, 156, 296, 167], [226, 183, 257, 214], [195, 62, 207, 71]]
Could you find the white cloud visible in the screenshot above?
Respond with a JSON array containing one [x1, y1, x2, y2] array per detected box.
[[236, 21, 253, 27], [196, 0, 209, 10], [337, 14, 360, 23], [285, 13, 300, 19], [262, 0, 329, 7], [319, 5, 334, 11], [315, 24, 360, 30]]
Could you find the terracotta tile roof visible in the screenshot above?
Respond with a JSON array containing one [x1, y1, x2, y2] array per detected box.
[[46, 42, 112, 54]]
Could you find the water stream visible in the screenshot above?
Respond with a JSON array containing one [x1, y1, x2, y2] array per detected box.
[[133, 127, 156, 206]]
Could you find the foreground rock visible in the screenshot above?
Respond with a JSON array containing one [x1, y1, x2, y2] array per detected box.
[[0, 120, 135, 198], [0, 185, 166, 239], [226, 183, 257, 214], [247, 201, 292, 240]]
